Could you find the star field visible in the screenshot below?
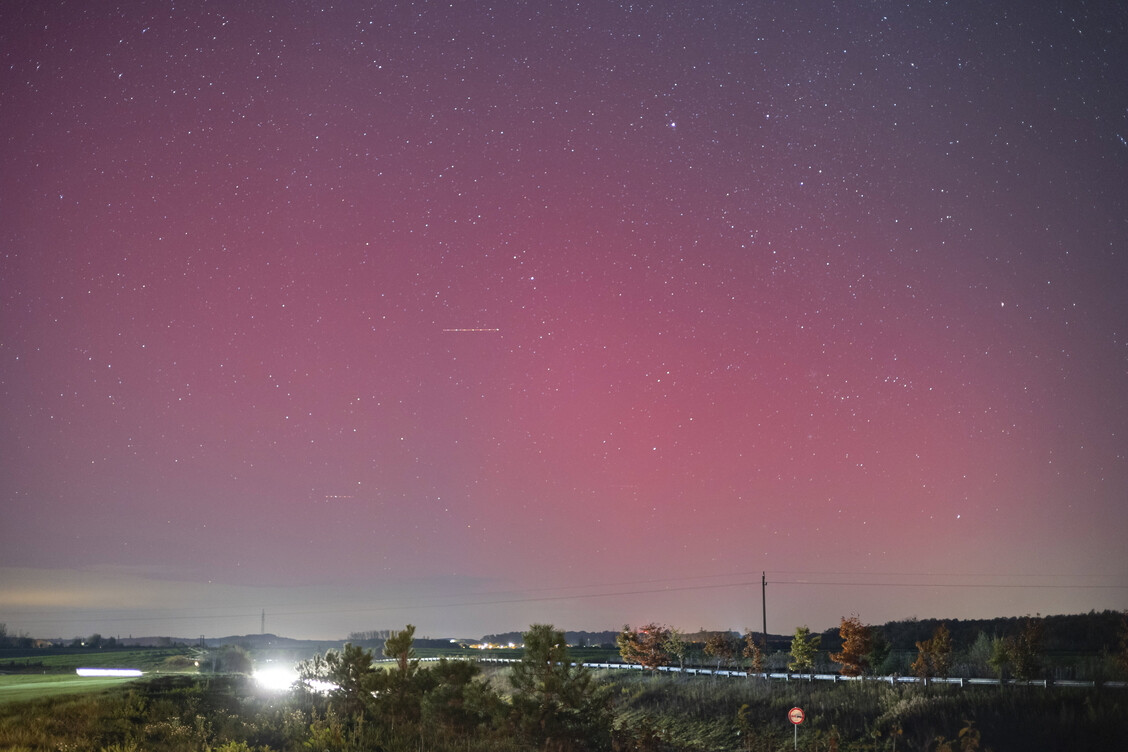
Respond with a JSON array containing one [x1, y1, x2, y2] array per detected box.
[[2, 1, 1126, 639]]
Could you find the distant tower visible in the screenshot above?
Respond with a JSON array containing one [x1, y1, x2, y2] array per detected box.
[[261, 609, 265, 635]]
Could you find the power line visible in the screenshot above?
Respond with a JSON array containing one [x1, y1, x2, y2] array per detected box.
[[9, 577, 1126, 628]]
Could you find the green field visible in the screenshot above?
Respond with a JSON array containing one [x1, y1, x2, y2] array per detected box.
[[0, 674, 138, 704], [0, 647, 192, 674]]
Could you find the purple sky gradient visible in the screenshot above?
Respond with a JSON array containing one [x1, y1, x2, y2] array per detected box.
[[2, 1, 1126, 640]]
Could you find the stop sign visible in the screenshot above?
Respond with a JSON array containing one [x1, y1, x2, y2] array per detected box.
[[788, 707, 805, 725]]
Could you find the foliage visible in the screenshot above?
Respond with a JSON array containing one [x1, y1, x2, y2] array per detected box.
[[383, 623, 418, 675], [509, 623, 612, 751], [618, 624, 671, 670], [989, 617, 1045, 681], [664, 628, 688, 671], [703, 632, 738, 670], [297, 642, 378, 721], [199, 644, 253, 675], [4, 660, 1128, 751], [741, 632, 763, 675], [787, 626, 820, 674], [1115, 611, 1128, 678], [867, 628, 894, 674], [934, 720, 983, 752], [911, 623, 953, 680], [830, 615, 873, 677]]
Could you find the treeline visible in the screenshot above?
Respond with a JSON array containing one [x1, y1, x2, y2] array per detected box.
[[615, 611, 1128, 683], [0, 623, 37, 649], [819, 609, 1128, 654], [480, 629, 621, 647]]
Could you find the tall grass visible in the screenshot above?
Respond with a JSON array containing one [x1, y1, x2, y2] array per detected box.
[[0, 668, 1124, 751], [601, 670, 1128, 751]]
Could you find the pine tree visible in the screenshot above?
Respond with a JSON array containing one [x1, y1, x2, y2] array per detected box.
[[510, 624, 611, 751]]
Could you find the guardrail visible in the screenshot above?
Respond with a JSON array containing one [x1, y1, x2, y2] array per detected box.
[[469, 657, 1127, 689]]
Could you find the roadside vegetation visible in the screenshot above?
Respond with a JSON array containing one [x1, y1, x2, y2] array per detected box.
[[1, 616, 1127, 751]]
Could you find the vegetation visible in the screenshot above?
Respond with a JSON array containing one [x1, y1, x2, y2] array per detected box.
[[912, 623, 954, 680], [788, 626, 821, 674], [1, 612, 1126, 750], [617, 623, 671, 670], [829, 615, 873, 677], [3, 663, 1126, 751]]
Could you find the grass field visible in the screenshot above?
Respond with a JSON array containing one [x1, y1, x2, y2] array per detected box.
[[0, 674, 139, 704], [0, 647, 190, 674]]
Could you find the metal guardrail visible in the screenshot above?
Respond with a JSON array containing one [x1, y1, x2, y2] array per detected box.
[[469, 657, 1126, 689]]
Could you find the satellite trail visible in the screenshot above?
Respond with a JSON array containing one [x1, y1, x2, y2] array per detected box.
[[442, 328, 501, 332]]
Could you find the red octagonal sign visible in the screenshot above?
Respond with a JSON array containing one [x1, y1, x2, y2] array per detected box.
[[788, 707, 805, 725]]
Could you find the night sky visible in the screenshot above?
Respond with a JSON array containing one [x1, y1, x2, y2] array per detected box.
[[3, 1, 1127, 641]]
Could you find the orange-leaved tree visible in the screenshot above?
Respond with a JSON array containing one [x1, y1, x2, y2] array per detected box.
[[616, 623, 671, 670], [830, 615, 873, 677], [911, 623, 953, 680]]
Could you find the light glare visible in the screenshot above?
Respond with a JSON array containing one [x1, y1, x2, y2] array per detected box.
[[76, 668, 142, 677], [253, 665, 299, 691]]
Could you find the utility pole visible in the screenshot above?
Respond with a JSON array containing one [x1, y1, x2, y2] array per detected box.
[[761, 572, 768, 647], [261, 609, 265, 635]]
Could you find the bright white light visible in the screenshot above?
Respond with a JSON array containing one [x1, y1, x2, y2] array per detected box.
[[76, 668, 142, 677], [253, 666, 299, 691], [304, 678, 337, 694]]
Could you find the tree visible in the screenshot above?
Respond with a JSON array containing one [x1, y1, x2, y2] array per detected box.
[[868, 629, 894, 674], [1008, 617, 1044, 681], [297, 643, 378, 722], [199, 644, 254, 675], [422, 658, 502, 744], [509, 624, 611, 752], [704, 632, 737, 671], [988, 617, 1044, 682], [911, 623, 952, 680], [988, 636, 1012, 680], [380, 624, 427, 730], [1116, 611, 1128, 678], [742, 631, 764, 675], [830, 615, 873, 677], [664, 628, 688, 671], [788, 626, 820, 675], [384, 623, 418, 676], [324, 643, 378, 720], [966, 631, 994, 676], [616, 623, 670, 670]]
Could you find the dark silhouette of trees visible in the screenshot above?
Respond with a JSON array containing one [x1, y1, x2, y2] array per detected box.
[[1117, 611, 1128, 678], [989, 617, 1045, 681], [422, 658, 503, 744], [199, 644, 254, 675], [868, 628, 893, 674]]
